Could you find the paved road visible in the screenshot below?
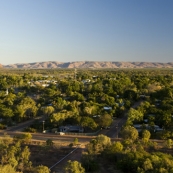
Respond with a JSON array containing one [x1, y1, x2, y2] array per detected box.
[[0, 101, 143, 143], [5, 116, 45, 132], [100, 100, 143, 138], [0, 100, 153, 173]]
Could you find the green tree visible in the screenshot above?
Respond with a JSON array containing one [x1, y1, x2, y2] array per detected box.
[[46, 139, 54, 147], [1, 133, 13, 145], [15, 96, 38, 121], [80, 117, 97, 130], [41, 106, 54, 117], [53, 97, 67, 110], [97, 113, 113, 128], [73, 138, 78, 146], [103, 141, 124, 161], [50, 112, 66, 125], [127, 108, 143, 123], [15, 104, 25, 122], [83, 106, 92, 116], [121, 126, 138, 142], [87, 135, 111, 154], [124, 89, 138, 101], [34, 165, 50, 173], [64, 160, 85, 173], [8, 157, 18, 168], [3, 93, 16, 106], [165, 139, 173, 149], [0, 164, 17, 173], [0, 106, 14, 122], [142, 158, 153, 172], [96, 134, 111, 148], [142, 130, 151, 143], [81, 152, 99, 172], [17, 146, 31, 171], [21, 146, 30, 165], [109, 141, 123, 153], [13, 133, 32, 144]]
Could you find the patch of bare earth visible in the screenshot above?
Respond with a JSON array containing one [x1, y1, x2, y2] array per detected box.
[[29, 144, 73, 169], [28, 143, 123, 173]]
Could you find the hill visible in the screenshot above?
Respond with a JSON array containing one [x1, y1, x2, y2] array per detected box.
[[2, 61, 173, 69]]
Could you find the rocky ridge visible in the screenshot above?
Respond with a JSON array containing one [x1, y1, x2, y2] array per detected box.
[[2, 61, 173, 69]]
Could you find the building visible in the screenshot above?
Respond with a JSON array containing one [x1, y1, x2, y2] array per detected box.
[[59, 125, 84, 133]]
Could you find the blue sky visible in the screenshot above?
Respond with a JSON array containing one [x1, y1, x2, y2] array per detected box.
[[0, 0, 173, 65]]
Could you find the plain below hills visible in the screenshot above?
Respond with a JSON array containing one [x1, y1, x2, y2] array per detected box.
[[1, 61, 173, 69]]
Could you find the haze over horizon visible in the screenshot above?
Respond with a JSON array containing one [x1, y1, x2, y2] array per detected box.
[[1, 0, 173, 65]]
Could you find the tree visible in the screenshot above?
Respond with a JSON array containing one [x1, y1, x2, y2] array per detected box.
[[109, 141, 123, 153], [0, 165, 17, 173], [3, 93, 16, 106], [142, 158, 153, 172], [73, 92, 85, 101], [97, 113, 113, 128], [15, 104, 26, 122], [165, 139, 173, 149], [13, 133, 32, 144], [46, 139, 54, 147], [1, 133, 13, 145], [137, 101, 150, 114], [121, 126, 138, 142], [123, 89, 138, 101], [92, 82, 103, 93], [41, 106, 54, 117], [50, 112, 66, 125], [53, 97, 67, 110], [142, 130, 151, 143], [147, 83, 162, 93], [8, 157, 18, 169], [83, 106, 92, 116], [127, 108, 143, 123], [17, 146, 31, 171], [96, 134, 111, 148], [73, 138, 78, 146], [87, 135, 111, 154], [103, 141, 124, 161], [20, 146, 31, 165], [80, 117, 97, 130], [162, 113, 172, 129], [0, 106, 14, 122], [15, 96, 38, 121], [64, 160, 85, 173], [81, 152, 99, 172], [44, 88, 57, 97], [34, 165, 50, 173]]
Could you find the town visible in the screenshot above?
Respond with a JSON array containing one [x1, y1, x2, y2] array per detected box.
[[0, 68, 173, 172]]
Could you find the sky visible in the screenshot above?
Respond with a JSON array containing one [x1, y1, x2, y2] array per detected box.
[[0, 0, 173, 65]]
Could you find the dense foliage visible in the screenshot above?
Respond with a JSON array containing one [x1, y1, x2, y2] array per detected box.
[[0, 68, 173, 134], [1, 68, 173, 172], [0, 133, 50, 173]]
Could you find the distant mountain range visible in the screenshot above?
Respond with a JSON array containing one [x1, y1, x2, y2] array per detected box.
[[1, 61, 173, 69]]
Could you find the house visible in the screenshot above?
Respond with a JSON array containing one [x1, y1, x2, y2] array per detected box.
[[59, 125, 84, 133], [82, 79, 91, 84], [93, 115, 100, 118], [103, 106, 112, 111], [6, 88, 8, 95], [133, 124, 163, 132], [41, 84, 49, 87]]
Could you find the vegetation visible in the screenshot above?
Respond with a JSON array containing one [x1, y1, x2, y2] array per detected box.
[[64, 160, 85, 173], [1, 68, 173, 172], [0, 133, 50, 173], [80, 133, 173, 173]]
